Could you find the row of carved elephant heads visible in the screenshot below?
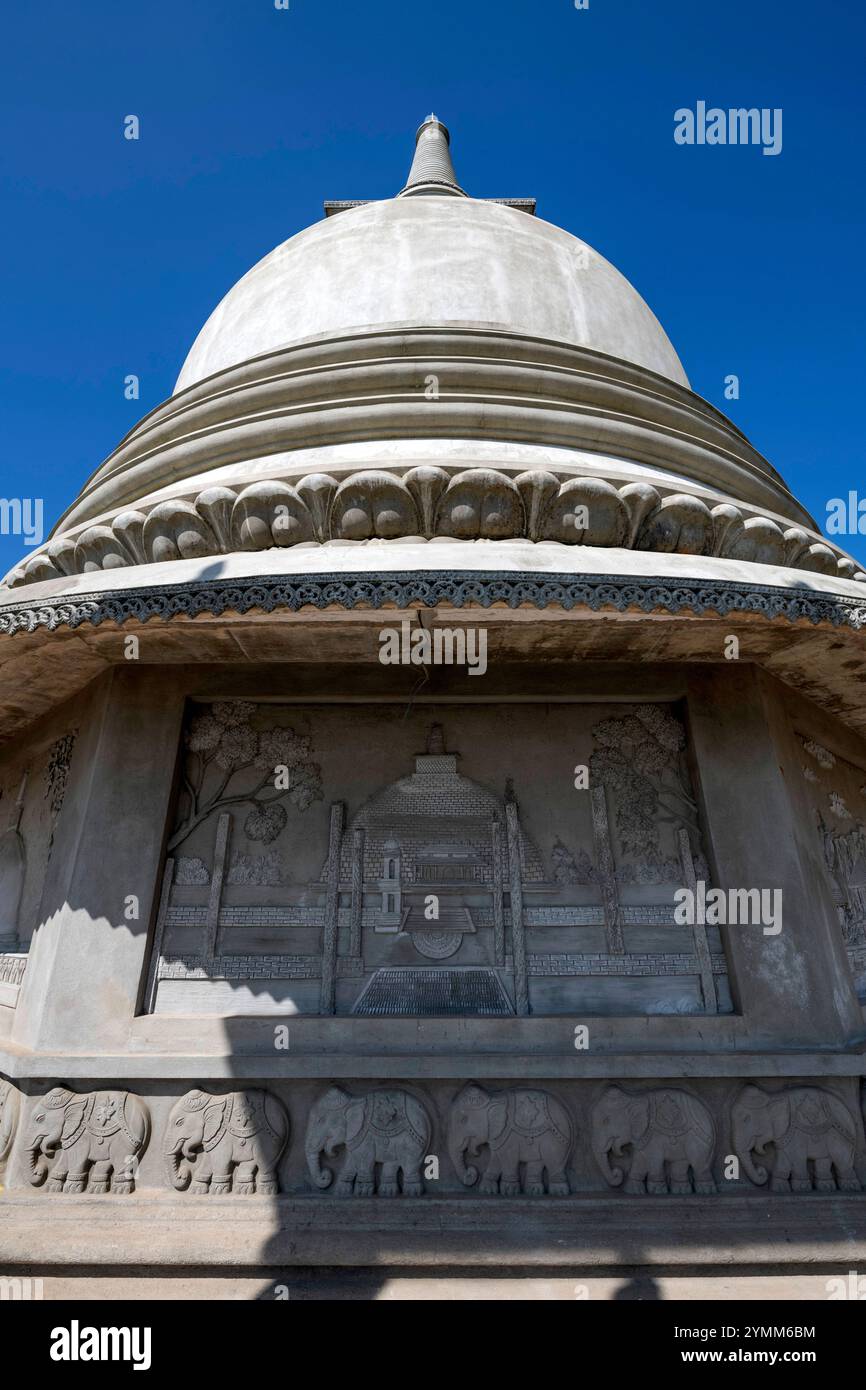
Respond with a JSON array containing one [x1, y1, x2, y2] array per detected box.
[[8, 467, 862, 588], [0, 1079, 863, 1198]]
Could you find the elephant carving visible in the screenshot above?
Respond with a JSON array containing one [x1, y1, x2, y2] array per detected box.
[[448, 1084, 572, 1196], [592, 1086, 716, 1195], [165, 1089, 288, 1195], [306, 1087, 430, 1196], [0, 1079, 19, 1163], [732, 1085, 861, 1193], [26, 1088, 149, 1194]]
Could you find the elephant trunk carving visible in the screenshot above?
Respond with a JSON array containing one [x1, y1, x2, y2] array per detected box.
[[731, 1116, 769, 1186], [164, 1139, 192, 1191], [26, 1139, 51, 1186], [447, 1128, 479, 1187], [305, 1134, 334, 1190], [592, 1132, 625, 1187]]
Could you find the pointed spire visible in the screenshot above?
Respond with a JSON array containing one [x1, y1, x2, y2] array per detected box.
[[398, 115, 466, 198]]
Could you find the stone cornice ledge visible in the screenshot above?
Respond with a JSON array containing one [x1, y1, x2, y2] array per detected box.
[[1, 1045, 865, 1081], [1, 568, 866, 637]]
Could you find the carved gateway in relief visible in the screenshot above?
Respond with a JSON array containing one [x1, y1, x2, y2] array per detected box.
[[147, 703, 725, 1018]]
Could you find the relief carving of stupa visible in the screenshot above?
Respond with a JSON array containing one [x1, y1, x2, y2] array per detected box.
[[1, 117, 865, 1292]]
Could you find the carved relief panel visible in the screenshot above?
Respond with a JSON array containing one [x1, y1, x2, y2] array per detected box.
[[25, 1088, 149, 1194], [448, 1084, 572, 1195], [165, 1089, 288, 1194], [305, 1087, 431, 1196], [591, 1086, 717, 1195], [732, 1085, 861, 1193], [147, 700, 723, 1019]]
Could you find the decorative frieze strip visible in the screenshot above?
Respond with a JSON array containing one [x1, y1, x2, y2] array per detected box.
[[6, 467, 863, 589], [166, 907, 326, 928], [0, 954, 27, 986], [6, 1079, 863, 1199], [167, 903, 684, 931], [1, 570, 865, 638], [471, 906, 681, 927], [158, 954, 364, 981], [526, 952, 728, 977], [155, 949, 721, 982]]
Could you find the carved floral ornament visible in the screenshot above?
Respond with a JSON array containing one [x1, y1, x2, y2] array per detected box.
[[7, 466, 863, 589]]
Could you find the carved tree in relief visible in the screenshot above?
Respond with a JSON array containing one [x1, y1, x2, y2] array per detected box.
[[168, 701, 322, 851], [589, 705, 701, 866]]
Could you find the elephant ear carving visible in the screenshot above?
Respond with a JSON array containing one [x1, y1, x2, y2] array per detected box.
[[488, 1099, 508, 1143], [687, 1099, 715, 1149], [121, 1094, 148, 1149], [60, 1098, 90, 1148], [540, 1095, 571, 1145], [402, 1096, 429, 1150], [627, 1097, 651, 1143], [263, 1093, 288, 1143], [826, 1095, 857, 1142], [202, 1098, 229, 1150], [801, 1091, 854, 1141], [768, 1095, 791, 1142], [345, 1099, 367, 1146]]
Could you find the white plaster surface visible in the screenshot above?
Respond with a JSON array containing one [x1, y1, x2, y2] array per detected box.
[[175, 198, 688, 393]]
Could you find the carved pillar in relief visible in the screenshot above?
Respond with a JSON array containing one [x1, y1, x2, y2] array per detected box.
[[505, 801, 528, 1015], [590, 786, 624, 955], [491, 817, 506, 967], [204, 812, 232, 961], [320, 802, 345, 1015], [349, 826, 365, 961], [677, 826, 717, 1013]]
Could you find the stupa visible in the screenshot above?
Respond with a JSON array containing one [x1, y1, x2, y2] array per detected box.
[[1, 117, 865, 1294]]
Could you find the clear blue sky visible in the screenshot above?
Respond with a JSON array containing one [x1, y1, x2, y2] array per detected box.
[[2, 0, 864, 573]]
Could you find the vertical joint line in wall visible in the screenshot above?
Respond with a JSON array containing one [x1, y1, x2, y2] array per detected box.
[[350, 826, 365, 962], [204, 812, 232, 962], [505, 801, 529, 1015], [591, 786, 624, 955], [320, 802, 345, 1015], [678, 826, 718, 1013], [146, 856, 175, 1014], [491, 816, 506, 967]]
